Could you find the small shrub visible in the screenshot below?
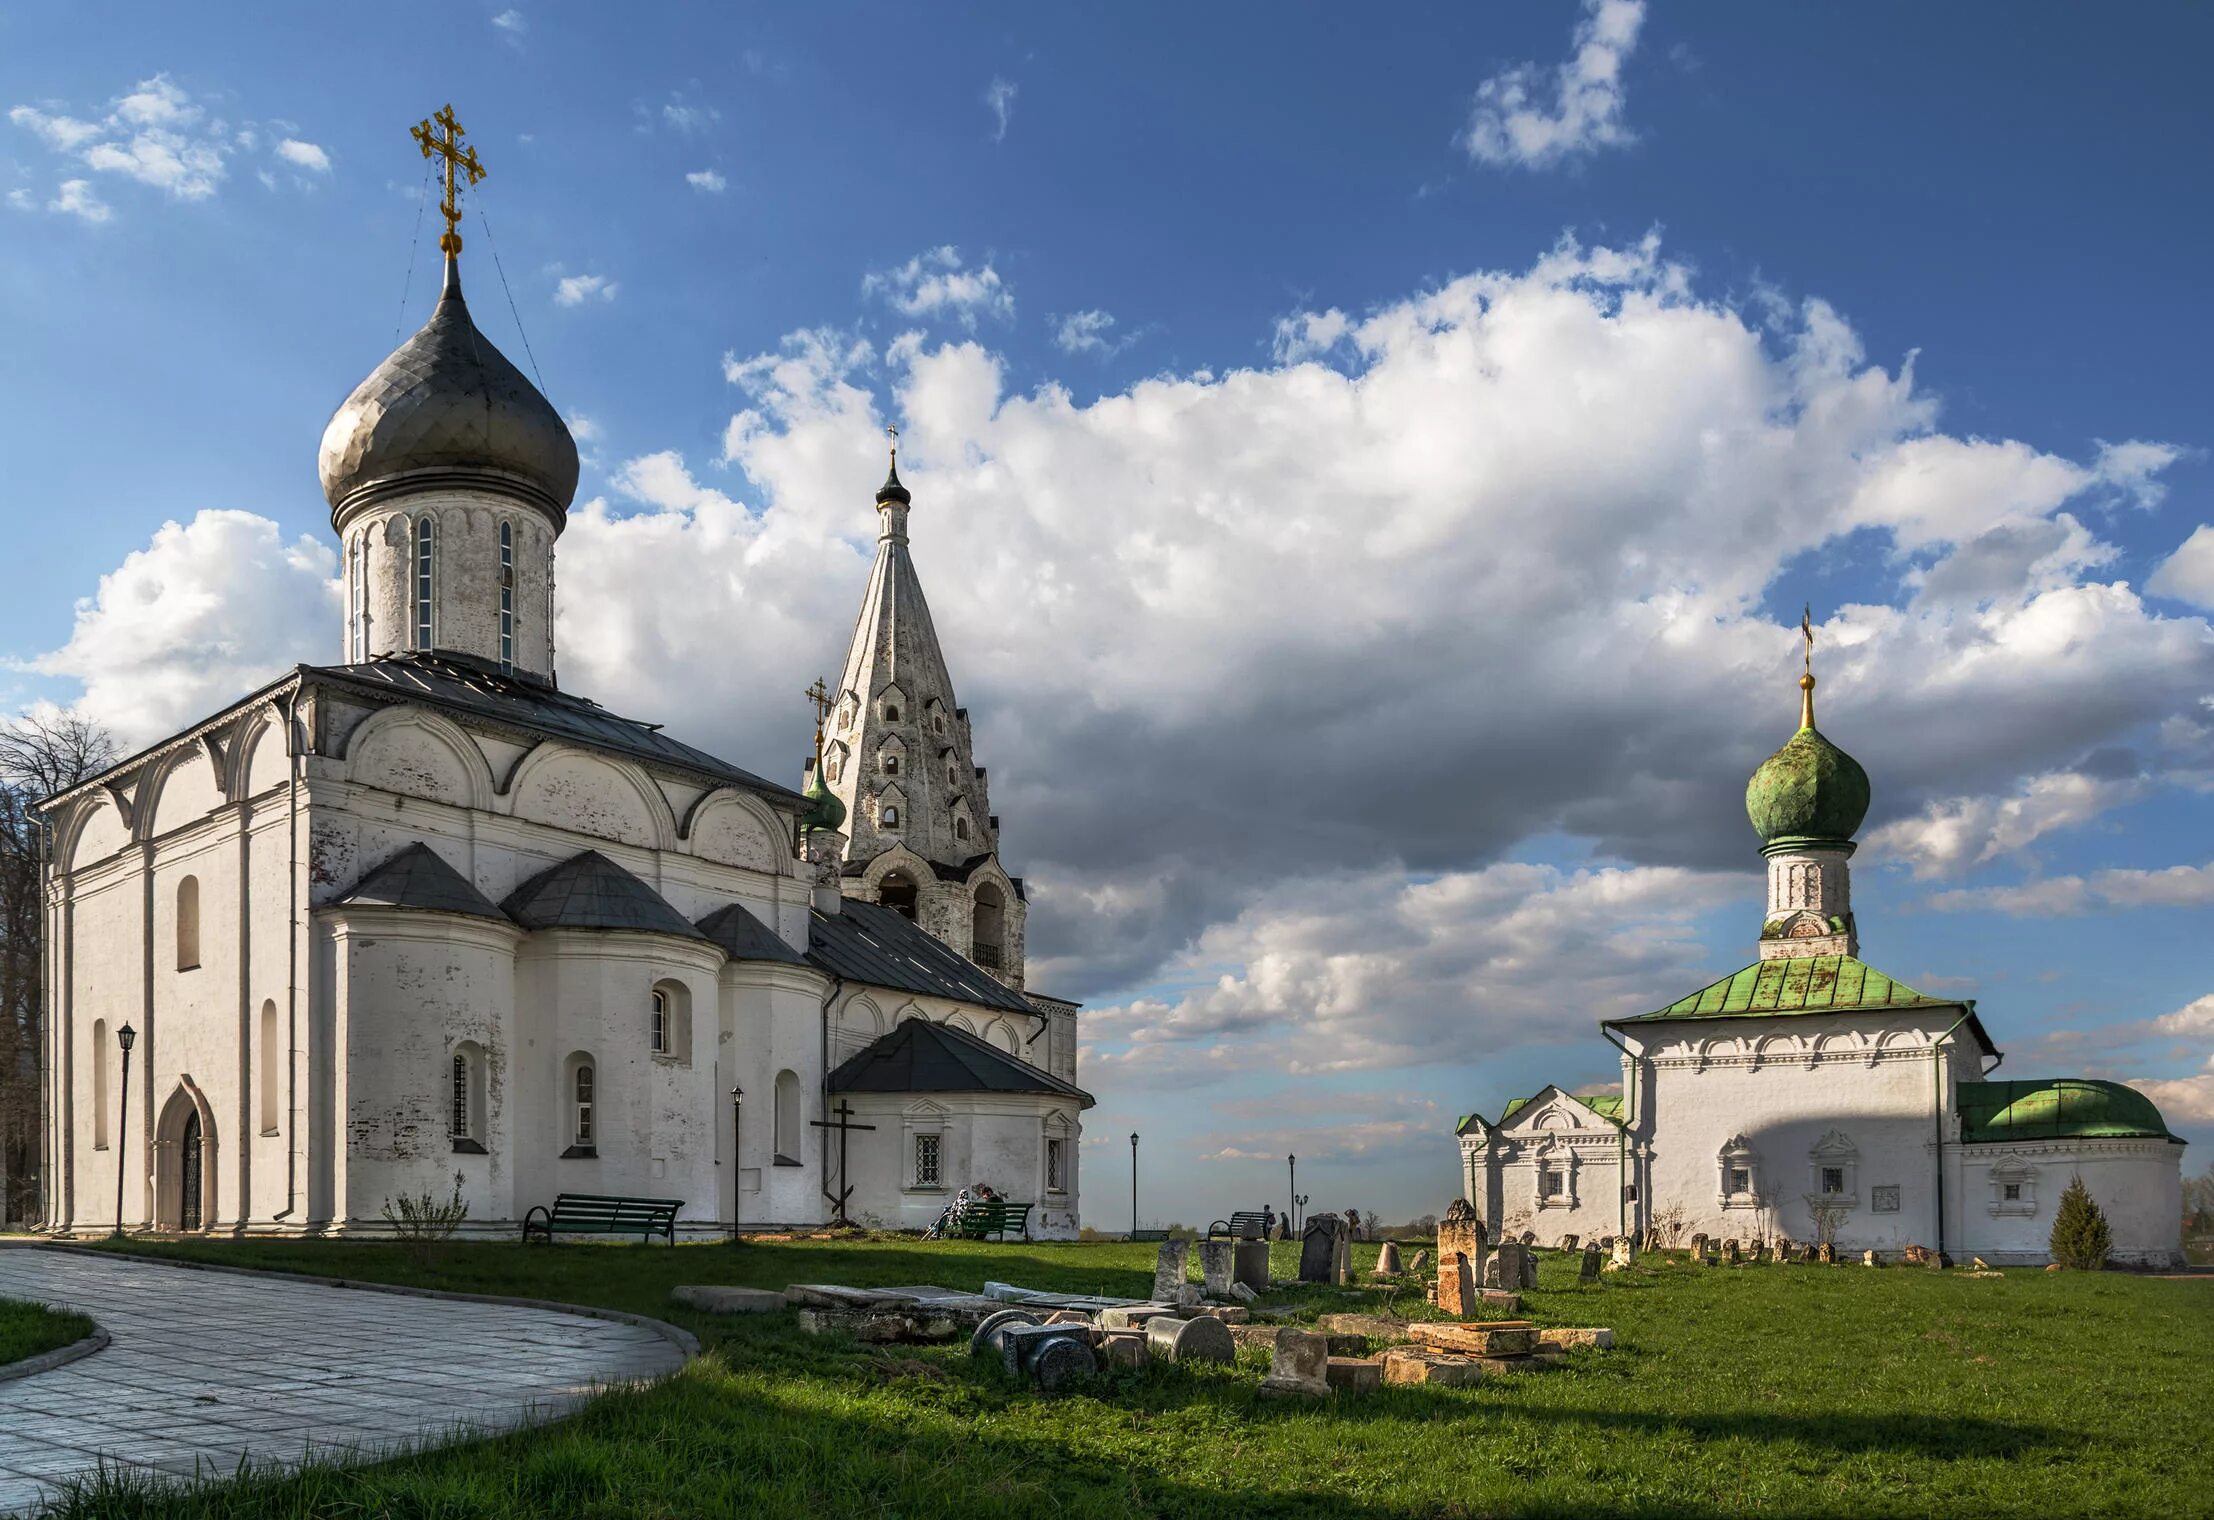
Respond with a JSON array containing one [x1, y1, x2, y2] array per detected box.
[[381, 1171, 470, 1266], [2049, 1174, 2112, 1270]]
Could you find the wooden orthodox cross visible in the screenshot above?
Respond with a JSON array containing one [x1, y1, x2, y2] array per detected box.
[[411, 104, 486, 256], [809, 1100, 877, 1227]]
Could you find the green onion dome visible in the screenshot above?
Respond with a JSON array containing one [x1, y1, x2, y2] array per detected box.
[[1746, 674, 1870, 847], [800, 759, 846, 834]]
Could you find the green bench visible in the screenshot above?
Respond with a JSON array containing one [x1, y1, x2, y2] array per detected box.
[[522, 1192, 683, 1245], [942, 1200, 1034, 1241]]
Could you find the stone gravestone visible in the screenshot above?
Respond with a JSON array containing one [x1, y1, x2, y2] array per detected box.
[[1817, 1242, 1835, 1264], [1198, 1239, 1235, 1298], [1520, 1244, 1540, 1289], [1299, 1214, 1342, 1284], [1579, 1245, 1602, 1282], [1436, 1250, 1479, 1317], [1608, 1236, 1635, 1271], [1233, 1238, 1271, 1293], [1690, 1232, 1708, 1258], [1722, 1238, 1741, 1264], [1485, 1240, 1528, 1291], [1260, 1328, 1331, 1398], [1152, 1238, 1190, 1302], [1373, 1241, 1403, 1275], [1862, 1249, 1880, 1267], [1408, 1248, 1430, 1274], [1519, 1230, 1538, 1247], [1438, 1200, 1485, 1287], [1773, 1237, 1794, 1263], [1559, 1233, 1580, 1253]]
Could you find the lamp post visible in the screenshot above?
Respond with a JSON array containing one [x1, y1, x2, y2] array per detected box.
[[729, 1085, 743, 1237], [1129, 1131, 1139, 1237], [113, 1023, 136, 1238], [1288, 1153, 1297, 1234]]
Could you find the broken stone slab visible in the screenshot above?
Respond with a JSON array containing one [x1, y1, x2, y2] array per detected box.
[[1199, 1239, 1236, 1297], [1408, 1248, 1430, 1273], [1152, 1239, 1191, 1302], [1537, 1327, 1615, 1351], [1183, 1305, 1250, 1324], [799, 1307, 963, 1343], [1315, 1313, 1413, 1340], [1381, 1347, 1487, 1387], [1259, 1328, 1331, 1398], [1227, 1280, 1259, 1303], [1044, 1310, 1094, 1326], [1100, 1330, 1148, 1369], [1479, 1289, 1522, 1311], [1436, 1250, 1479, 1317], [1326, 1355, 1383, 1393], [1096, 1304, 1180, 1330], [1407, 1322, 1539, 1356], [1145, 1313, 1236, 1365], [673, 1285, 784, 1313], [1228, 1324, 1286, 1350]]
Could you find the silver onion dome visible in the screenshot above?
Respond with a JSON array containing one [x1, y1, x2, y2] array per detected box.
[[318, 256, 579, 528]]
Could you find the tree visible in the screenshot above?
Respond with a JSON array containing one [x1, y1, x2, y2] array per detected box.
[[2049, 1174, 2113, 1271], [0, 712, 117, 1224]]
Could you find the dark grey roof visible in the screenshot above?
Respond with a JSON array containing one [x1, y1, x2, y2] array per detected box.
[[335, 842, 508, 921], [319, 256, 580, 523], [310, 650, 800, 806], [502, 850, 704, 939], [696, 902, 808, 966], [807, 899, 1037, 1017], [830, 1016, 1090, 1103]]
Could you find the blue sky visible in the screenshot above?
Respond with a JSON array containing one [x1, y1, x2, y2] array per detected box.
[[5, 2, 2210, 1227]]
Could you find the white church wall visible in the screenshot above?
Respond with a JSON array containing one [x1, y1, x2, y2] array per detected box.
[[507, 746, 669, 851], [721, 961, 829, 1228], [322, 906, 523, 1228], [343, 493, 555, 676], [1958, 1142, 2185, 1267], [834, 1092, 1083, 1238], [1622, 1011, 1987, 1250]]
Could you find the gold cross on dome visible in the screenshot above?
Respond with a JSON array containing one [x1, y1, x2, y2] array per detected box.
[[804, 677, 834, 724], [1800, 603, 1815, 676], [885, 423, 899, 460], [411, 104, 486, 257]]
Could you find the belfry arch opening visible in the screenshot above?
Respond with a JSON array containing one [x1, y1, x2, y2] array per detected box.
[[972, 881, 1006, 969], [878, 870, 919, 921]]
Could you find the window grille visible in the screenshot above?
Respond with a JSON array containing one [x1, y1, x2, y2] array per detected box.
[[1046, 1137, 1067, 1193], [574, 1065, 595, 1146], [498, 521, 514, 671], [914, 1132, 941, 1188], [413, 517, 435, 650], [651, 989, 669, 1055], [451, 1053, 469, 1137], [1727, 1167, 1751, 1195], [1821, 1166, 1846, 1195]]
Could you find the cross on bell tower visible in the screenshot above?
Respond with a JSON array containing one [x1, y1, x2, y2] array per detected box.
[[411, 104, 486, 257]]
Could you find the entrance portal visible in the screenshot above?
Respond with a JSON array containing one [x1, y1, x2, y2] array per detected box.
[[179, 1110, 202, 1232]]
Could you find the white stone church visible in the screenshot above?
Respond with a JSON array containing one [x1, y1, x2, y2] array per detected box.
[[36, 243, 1089, 1241], [1458, 668, 2188, 1267]]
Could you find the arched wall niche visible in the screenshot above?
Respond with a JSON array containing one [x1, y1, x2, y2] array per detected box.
[[508, 744, 672, 849], [65, 794, 132, 871], [343, 706, 495, 810], [146, 748, 223, 838], [685, 790, 784, 872], [239, 709, 293, 798]]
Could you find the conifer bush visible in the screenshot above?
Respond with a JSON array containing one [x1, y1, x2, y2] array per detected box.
[[2049, 1173, 2112, 1270]]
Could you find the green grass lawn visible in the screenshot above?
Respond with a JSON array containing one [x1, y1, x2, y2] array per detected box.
[[0, 1295, 94, 1369], [54, 1235, 2214, 1519]]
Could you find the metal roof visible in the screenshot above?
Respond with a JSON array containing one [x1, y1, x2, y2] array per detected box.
[[695, 902, 807, 966], [1490, 1086, 1625, 1131], [311, 651, 801, 805], [1613, 955, 1960, 1024], [829, 1016, 1090, 1104], [806, 899, 1038, 1017], [333, 842, 507, 921], [502, 850, 705, 939], [1958, 1079, 2182, 1145]]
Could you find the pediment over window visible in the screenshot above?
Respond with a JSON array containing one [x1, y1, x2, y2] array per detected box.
[[1809, 1129, 1858, 1160]]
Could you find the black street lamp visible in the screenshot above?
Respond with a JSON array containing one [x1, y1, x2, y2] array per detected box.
[[1129, 1131, 1140, 1238], [113, 1022, 136, 1238], [729, 1085, 743, 1237], [1288, 1153, 1297, 1233]]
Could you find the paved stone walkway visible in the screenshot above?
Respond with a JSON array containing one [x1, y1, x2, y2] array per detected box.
[[0, 1248, 687, 1515]]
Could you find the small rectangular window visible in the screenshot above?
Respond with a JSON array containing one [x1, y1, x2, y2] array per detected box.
[[1821, 1166, 1845, 1195], [575, 1066, 595, 1147], [914, 1132, 941, 1188], [1728, 1167, 1751, 1195], [1540, 1169, 1564, 1198], [1046, 1137, 1067, 1193], [2002, 1182, 2021, 1202], [451, 1053, 468, 1138], [651, 991, 669, 1055], [498, 521, 514, 673]]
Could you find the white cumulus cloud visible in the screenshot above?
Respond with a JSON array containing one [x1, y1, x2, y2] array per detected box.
[[862, 246, 1013, 327], [2148, 523, 2214, 611], [984, 76, 1016, 142], [274, 138, 330, 173], [554, 273, 619, 307], [686, 167, 727, 193], [1053, 309, 1125, 356], [1459, 0, 1646, 170]]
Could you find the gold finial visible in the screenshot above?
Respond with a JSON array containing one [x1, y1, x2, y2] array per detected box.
[[804, 677, 834, 762], [1798, 604, 1817, 730], [411, 104, 486, 257], [885, 422, 899, 466]]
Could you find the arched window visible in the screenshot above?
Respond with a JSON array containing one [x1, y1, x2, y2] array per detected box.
[[347, 537, 366, 661], [883, 704, 900, 722], [773, 1068, 802, 1165], [827, 753, 842, 782], [175, 876, 200, 971], [972, 881, 1006, 970], [955, 816, 970, 842], [878, 870, 918, 920], [651, 988, 669, 1055], [93, 1019, 110, 1149], [498, 521, 514, 672], [258, 1000, 279, 1134], [413, 515, 435, 651], [450, 1040, 487, 1151], [881, 804, 900, 828], [651, 981, 691, 1062], [564, 1055, 596, 1154], [882, 752, 900, 776]]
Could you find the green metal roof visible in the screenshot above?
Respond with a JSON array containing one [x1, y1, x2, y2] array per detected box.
[[1958, 1079, 2182, 1145], [1479, 1086, 1625, 1132], [1612, 955, 1957, 1023]]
